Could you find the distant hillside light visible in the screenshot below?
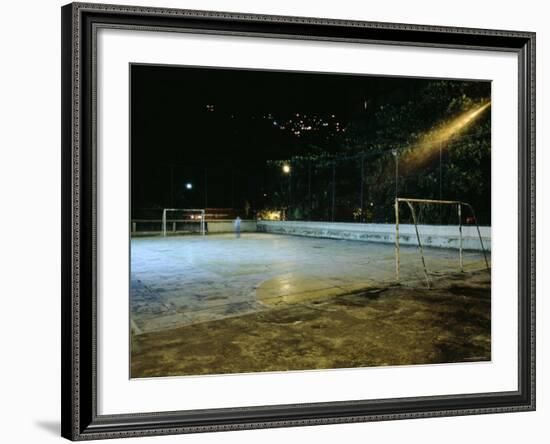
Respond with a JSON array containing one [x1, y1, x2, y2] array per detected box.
[[282, 164, 291, 174]]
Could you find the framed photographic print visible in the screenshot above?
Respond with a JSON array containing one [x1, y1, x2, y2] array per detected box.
[[61, 2, 536, 440]]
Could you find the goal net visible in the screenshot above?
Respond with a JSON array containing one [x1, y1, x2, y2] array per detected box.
[[395, 198, 489, 288], [162, 208, 205, 236]]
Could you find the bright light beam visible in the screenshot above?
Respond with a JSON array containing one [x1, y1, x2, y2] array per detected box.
[[401, 100, 491, 173]]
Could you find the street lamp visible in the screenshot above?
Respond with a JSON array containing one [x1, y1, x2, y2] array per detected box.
[[282, 164, 291, 220], [185, 182, 193, 190]]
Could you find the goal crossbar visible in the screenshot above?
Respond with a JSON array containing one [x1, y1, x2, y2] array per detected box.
[[395, 198, 489, 288], [162, 208, 205, 237]]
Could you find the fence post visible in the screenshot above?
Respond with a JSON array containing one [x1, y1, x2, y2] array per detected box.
[[458, 203, 463, 272], [360, 155, 364, 222], [331, 161, 336, 222], [308, 159, 312, 221]]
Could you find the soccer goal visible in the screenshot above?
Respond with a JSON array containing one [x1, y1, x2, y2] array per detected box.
[[161, 208, 205, 237], [395, 198, 489, 288]]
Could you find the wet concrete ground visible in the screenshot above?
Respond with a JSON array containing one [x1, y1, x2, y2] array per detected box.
[[131, 233, 489, 333], [131, 270, 490, 378], [130, 233, 490, 378]]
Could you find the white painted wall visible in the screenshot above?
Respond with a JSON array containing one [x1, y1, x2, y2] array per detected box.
[[0, 1, 546, 444], [258, 220, 491, 251]]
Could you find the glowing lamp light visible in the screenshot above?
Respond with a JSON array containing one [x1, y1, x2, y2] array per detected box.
[[282, 164, 291, 174], [401, 100, 491, 173], [185, 183, 193, 190]]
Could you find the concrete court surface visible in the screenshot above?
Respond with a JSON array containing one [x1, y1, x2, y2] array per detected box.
[[130, 232, 489, 334]]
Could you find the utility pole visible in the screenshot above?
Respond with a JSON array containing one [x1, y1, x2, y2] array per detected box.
[[231, 168, 234, 210], [288, 164, 292, 220], [169, 164, 174, 207], [204, 167, 208, 209], [392, 149, 399, 202]]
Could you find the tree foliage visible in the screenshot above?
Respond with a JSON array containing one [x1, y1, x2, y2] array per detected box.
[[266, 80, 491, 225]]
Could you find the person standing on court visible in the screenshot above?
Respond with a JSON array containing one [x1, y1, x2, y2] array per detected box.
[[234, 216, 241, 238]]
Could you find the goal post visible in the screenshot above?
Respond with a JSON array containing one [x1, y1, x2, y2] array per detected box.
[[395, 198, 489, 288], [161, 208, 205, 237]]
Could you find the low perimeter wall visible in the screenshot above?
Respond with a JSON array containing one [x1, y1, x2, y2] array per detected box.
[[256, 220, 491, 251], [131, 219, 257, 236], [207, 219, 257, 233]]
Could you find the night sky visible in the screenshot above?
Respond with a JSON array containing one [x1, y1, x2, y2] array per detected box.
[[130, 65, 453, 214]]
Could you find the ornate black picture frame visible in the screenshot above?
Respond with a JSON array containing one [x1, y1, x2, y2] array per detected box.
[[61, 2, 535, 440]]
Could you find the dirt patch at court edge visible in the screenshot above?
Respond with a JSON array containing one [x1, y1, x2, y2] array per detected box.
[[130, 270, 491, 378]]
